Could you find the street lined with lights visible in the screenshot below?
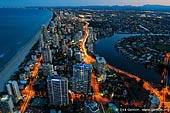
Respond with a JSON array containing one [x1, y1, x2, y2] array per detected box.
[[81, 19, 170, 109], [20, 56, 42, 113]]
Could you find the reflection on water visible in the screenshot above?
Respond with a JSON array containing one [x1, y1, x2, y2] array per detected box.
[[94, 33, 162, 84]]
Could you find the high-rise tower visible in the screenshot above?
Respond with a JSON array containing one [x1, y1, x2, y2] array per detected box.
[[72, 63, 92, 93], [6, 80, 22, 103], [42, 45, 52, 63], [96, 57, 107, 82], [47, 76, 69, 106]]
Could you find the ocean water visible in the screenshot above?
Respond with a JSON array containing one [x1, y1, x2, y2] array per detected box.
[[0, 8, 52, 70]]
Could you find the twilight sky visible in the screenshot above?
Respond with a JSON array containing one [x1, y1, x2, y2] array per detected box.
[[0, 0, 169, 7]]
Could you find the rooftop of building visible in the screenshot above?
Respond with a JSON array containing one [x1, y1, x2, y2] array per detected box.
[[50, 109, 57, 113], [84, 101, 99, 112], [149, 95, 160, 105], [75, 51, 81, 54], [47, 76, 68, 82], [108, 103, 119, 113], [7, 80, 17, 83], [0, 95, 9, 101], [73, 62, 93, 69], [96, 57, 106, 63]]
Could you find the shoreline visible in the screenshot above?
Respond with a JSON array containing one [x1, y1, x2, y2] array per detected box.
[[0, 12, 52, 92]]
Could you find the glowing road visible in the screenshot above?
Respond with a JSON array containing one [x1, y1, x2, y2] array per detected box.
[[81, 19, 170, 109], [159, 53, 170, 108], [20, 56, 42, 113], [80, 20, 109, 103]]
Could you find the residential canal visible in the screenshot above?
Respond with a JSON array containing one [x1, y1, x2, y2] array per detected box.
[[94, 33, 162, 84]]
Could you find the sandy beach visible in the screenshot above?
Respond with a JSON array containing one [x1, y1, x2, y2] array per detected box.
[[0, 15, 52, 92]]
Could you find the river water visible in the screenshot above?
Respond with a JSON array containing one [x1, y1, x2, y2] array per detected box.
[[94, 33, 162, 84]]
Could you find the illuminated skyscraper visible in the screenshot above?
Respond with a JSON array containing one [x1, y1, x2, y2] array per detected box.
[[6, 80, 22, 103], [62, 39, 68, 53], [96, 57, 107, 82], [42, 45, 52, 63], [67, 48, 73, 57], [39, 33, 44, 52], [87, 27, 94, 43], [41, 25, 49, 42], [148, 95, 160, 112], [78, 31, 83, 40], [53, 34, 59, 47], [42, 63, 54, 76], [84, 101, 100, 113], [49, 21, 55, 33], [75, 52, 82, 62], [72, 63, 92, 93], [86, 27, 94, 52], [47, 76, 69, 106], [0, 95, 15, 113]]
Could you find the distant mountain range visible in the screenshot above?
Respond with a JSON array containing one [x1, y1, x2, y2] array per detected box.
[[98, 5, 170, 12], [35, 5, 170, 12]]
